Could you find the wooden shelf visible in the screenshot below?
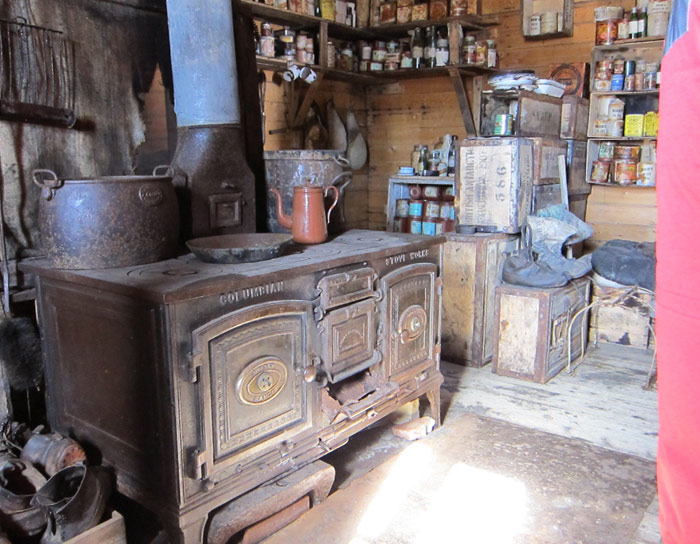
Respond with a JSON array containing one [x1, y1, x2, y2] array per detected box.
[[590, 90, 660, 96], [239, 0, 497, 40], [369, 65, 497, 80], [587, 181, 656, 188], [593, 36, 665, 51], [389, 175, 455, 184], [588, 136, 657, 141], [524, 30, 571, 41]]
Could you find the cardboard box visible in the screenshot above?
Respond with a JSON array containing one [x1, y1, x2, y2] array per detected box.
[[493, 278, 591, 383], [457, 137, 534, 233]]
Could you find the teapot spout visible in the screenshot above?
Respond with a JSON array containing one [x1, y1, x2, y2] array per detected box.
[[269, 188, 293, 230]]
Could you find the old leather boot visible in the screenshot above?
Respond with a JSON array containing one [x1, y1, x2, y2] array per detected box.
[[32, 464, 112, 543], [0, 458, 48, 540]]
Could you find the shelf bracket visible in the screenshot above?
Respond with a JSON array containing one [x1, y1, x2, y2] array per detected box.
[[447, 67, 477, 136]]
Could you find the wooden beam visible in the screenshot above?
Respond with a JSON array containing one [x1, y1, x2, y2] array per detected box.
[[292, 72, 325, 127], [447, 67, 476, 136]]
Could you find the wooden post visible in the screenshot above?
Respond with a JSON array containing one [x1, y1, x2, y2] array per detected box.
[[447, 67, 476, 136]]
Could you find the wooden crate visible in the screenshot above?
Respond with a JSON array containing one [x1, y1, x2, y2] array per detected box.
[[531, 137, 568, 186], [456, 137, 534, 233], [493, 277, 591, 383], [66, 511, 126, 543], [384, 176, 455, 231], [479, 90, 562, 139], [521, 0, 573, 39], [532, 183, 562, 213], [588, 283, 654, 348], [560, 96, 589, 140], [442, 232, 520, 367], [566, 139, 592, 195]]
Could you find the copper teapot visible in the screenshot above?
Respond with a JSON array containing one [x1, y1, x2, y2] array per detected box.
[[269, 180, 339, 244]]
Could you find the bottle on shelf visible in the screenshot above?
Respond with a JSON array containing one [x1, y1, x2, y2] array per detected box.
[[411, 27, 424, 69], [462, 35, 476, 65], [629, 7, 639, 39], [618, 10, 630, 40], [638, 7, 648, 37], [447, 138, 456, 175], [436, 33, 449, 67], [486, 39, 498, 68]]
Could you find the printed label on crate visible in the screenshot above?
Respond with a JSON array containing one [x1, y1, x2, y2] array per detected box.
[[458, 141, 533, 230]]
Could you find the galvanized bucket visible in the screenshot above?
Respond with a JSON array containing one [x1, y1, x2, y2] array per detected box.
[[263, 150, 351, 234]]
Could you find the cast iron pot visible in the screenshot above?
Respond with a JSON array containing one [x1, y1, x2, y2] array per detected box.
[[32, 167, 179, 269]]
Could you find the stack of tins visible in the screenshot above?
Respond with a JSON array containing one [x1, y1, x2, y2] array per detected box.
[[393, 184, 455, 235]]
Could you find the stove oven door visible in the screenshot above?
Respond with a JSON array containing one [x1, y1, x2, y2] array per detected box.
[[188, 300, 316, 487], [380, 262, 439, 382]]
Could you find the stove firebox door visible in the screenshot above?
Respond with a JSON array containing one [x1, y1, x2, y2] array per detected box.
[[189, 301, 315, 484], [381, 262, 438, 381]]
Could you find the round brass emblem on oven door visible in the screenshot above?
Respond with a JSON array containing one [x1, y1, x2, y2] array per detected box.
[[236, 357, 288, 405], [398, 305, 427, 344]]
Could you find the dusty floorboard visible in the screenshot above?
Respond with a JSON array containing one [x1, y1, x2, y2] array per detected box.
[[263, 344, 660, 543]]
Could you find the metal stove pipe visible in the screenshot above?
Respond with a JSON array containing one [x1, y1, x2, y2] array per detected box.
[[166, 0, 256, 239]]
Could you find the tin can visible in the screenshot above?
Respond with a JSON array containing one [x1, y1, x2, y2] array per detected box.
[[597, 59, 614, 72], [541, 11, 558, 33], [493, 113, 513, 136], [644, 71, 657, 90], [421, 218, 437, 235], [443, 219, 455, 232], [393, 216, 409, 232], [529, 14, 542, 35], [424, 200, 441, 218], [260, 36, 275, 58], [624, 114, 644, 137], [408, 184, 422, 199], [442, 186, 455, 201], [369, 61, 383, 71], [384, 61, 399, 70], [590, 160, 611, 182], [359, 60, 369, 72], [594, 79, 612, 91], [598, 141, 616, 161], [614, 160, 638, 185], [409, 218, 423, 234], [592, 119, 609, 137], [607, 120, 624, 137], [614, 145, 641, 161], [611, 73, 624, 91], [422, 185, 441, 200], [435, 220, 445, 236], [360, 41, 372, 60], [439, 202, 453, 219], [408, 199, 424, 217], [595, 19, 618, 45], [644, 112, 659, 136], [396, 198, 410, 217], [638, 162, 656, 186]]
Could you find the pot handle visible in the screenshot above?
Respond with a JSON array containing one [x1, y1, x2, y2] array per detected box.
[[32, 169, 63, 201], [333, 156, 350, 169], [323, 185, 339, 224], [331, 171, 352, 193], [153, 165, 175, 177]]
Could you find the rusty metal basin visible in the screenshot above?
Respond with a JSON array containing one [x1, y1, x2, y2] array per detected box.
[[186, 233, 293, 264]]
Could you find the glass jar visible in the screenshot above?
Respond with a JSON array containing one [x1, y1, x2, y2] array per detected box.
[[475, 40, 487, 65], [486, 39, 497, 68], [462, 35, 476, 64], [436, 38, 449, 67]]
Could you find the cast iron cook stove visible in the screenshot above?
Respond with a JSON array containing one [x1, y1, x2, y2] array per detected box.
[[23, 230, 444, 543]]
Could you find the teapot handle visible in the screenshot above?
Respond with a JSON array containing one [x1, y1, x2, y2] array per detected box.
[[324, 185, 339, 224]]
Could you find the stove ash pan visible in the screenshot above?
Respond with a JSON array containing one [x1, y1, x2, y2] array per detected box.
[[30, 242, 444, 543]]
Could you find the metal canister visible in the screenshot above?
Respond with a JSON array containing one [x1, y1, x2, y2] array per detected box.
[[435, 220, 445, 236], [421, 218, 437, 235], [393, 216, 409, 232], [409, 218, 423, 234], [408, 184, 423, 199], [442, 186, 455, 201], [607, 120, 624, 137], [396, 198, 410, 217], [422, 185, 441, 200], [611, 73, 624, 91], [423, 200, 440, 218], [439, 202, 453, 219], [614, 145, 642, 161], [638, 162, 656, 186], [541, 11, 558, 33], [590, 160, 611, 182], [598, 141, 616, 161], [408, 199, 424, 217], [614, 159, 638, 184], [493, 113, 513, 136], [595, 18, 618, 45]]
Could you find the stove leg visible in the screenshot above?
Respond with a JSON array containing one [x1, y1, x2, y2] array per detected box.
[[166, 516, 207, 544], [425, 384, 441, 428]]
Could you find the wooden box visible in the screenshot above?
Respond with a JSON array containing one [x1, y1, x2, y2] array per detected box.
[[442, 232, 520, 367], [588, 283, 654, 348], [531, 137, 569, 185], [66, 511, 126, 543], [385, 176, 455, 231], [560, 96, 589, 140], [456, 137, 534, 233], [480, 90, 563, 139], [493, 277, 591, 383], [565, 139, 592, 195], [521, 0, 573, 39], [532, 183, 562, 213]]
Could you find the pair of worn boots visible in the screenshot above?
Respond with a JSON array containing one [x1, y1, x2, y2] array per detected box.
[[0, 435, 111, 543]]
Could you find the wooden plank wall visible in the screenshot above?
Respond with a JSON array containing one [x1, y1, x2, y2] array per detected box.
[[262, 75, 370, 230]]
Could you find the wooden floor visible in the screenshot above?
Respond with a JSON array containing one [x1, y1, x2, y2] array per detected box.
[[265, 342, 661, 544], [441, 342, 658, 461]]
